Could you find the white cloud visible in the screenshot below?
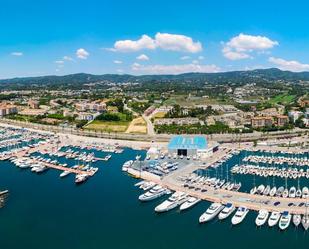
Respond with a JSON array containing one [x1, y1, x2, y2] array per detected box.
[[11, 52, 23, 56], [76, 48, 89, 59], [222, 33, 278, 60], [113, 60, 123, 64], [54, 60, 64, 64], [180, 56, 191, 60], [155, 33, 202, 53], [192, 60, 199, 64], [63, 56, 74, 61], [131, 63, 220, 74], [111, 33, 202, 53], [269, 57, 309, 72], [136, 54, 149, 61], [198, 56, 205, 60], [111, 35, 156, 52], [117, 69, 124, 73]]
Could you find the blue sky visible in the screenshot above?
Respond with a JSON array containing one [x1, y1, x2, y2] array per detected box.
[[1, 0, 309, 78]]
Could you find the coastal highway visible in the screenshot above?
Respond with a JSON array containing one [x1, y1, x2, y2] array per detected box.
[[0, 118, 307, 143]]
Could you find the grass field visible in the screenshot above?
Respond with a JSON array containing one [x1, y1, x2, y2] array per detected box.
[[84, 120, 130, 133], [163, 94, 231, 106], [268, 94, 296, 105], [152, 111, 166, 119]]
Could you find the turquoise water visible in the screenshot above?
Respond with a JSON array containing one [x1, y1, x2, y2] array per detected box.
[[0, 148, 308, 249]]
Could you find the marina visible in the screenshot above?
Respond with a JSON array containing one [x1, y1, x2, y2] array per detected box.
[[1, 127, 309, 249], [123, 134, 309, 233]]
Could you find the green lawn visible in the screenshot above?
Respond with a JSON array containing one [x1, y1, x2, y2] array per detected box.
[[268, 94, 296, 105]]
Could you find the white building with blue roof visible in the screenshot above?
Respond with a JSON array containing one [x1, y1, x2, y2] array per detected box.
[[168, 135, 218, 158]]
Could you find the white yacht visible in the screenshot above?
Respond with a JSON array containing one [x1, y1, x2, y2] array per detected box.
[[179, 197, 201, 211], [289, 187, 296, 198], [218, 203, 235, 220], [199, 203, 223, 223], [122, 160, 133, 172], [302, 187, 309, 198], [255, 209, 269, 226], [231, 207, 249, 225], [302, 214, 309, 230], [279, 211, 291, 230], [263, 185, 271, 196], [268, 211, 281, 227], [75, 174, 89, 184], [60, 170, 71, 178], [292, 214, 301, 227], [282, 189, 289, 198], [155, 192, 188, 213], [256, 185, 265, 195], [269, 186, 277, 197], [139, 185, 169, 202]]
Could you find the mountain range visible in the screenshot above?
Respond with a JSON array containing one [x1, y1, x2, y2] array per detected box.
[[1, 68, 309, 87]]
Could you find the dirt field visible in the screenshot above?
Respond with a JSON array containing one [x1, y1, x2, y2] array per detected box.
[[84, 120, 129, 132], [125, 117, 147, 134]]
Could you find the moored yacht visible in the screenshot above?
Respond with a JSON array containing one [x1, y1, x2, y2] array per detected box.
[[268, 211, 281, 227], [75, 174, 89, 184], [139, 185, 169, 202], [199, 203, 223, 223], [293, 214, 301, 227], [279, 211, 291, 230], [302, 214, 309, 230], [255, 209, 269, 226], [269, 186, 277, 197], [231, 207, 249, 225], [218, 203, 235, 220], [302, 187, 309, 198], [60, 170, 71, 178], [179, 197, 201, 211], [155, 192, 188, 213], [122, 160, 133, 172], [289, 187, 296, 198]]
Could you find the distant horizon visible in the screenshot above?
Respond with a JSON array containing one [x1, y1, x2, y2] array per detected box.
[[2, 67, 309, 81]]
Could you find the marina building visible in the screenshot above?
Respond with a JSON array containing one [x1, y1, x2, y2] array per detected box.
[[168, 135, 218, 158]]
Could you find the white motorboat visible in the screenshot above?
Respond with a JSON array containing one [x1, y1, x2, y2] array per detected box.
[[60, 170, 71, 178], [122, 160, 133, 172], [199, 203, 223, 223], [155, 192, 188, 213], [276, 186, 284, 197], [140, 181, 156, 191], [179, 197, 201, 211], [256, 185, 265, 195], [279, 211, 291, 230], [75, 174, 89, 184], [268, 211, 281, 227], [296, 188, 302, 198], [302, 214, 309, 230], [255, 209, 269, 226], [289, 187, 296, 198], [231, 207, 249, 225], [269, 186, 277, 197], [218, 203, 235, 220], [292, 214, 301, 227], [139, 185, 169, 202], [282, 189, 289, 198], [263, 185, 271, 196], [250, 186, 257, 195], [302, 187, 309, 198]]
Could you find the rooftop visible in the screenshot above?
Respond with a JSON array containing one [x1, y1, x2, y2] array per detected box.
[[168, 135, 207, 150]]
